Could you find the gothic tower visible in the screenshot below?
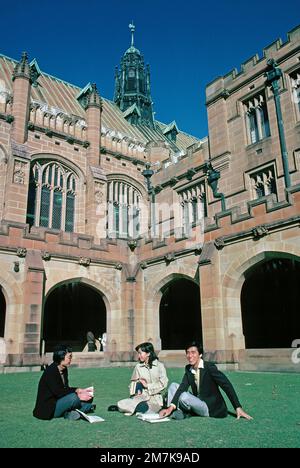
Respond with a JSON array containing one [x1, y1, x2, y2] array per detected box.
[[114, 23, 154, 128]]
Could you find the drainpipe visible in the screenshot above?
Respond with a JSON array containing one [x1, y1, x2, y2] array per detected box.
[[142, 163, 156, 237], [265, 59, 291, 189], [204, 161, 226, 211]]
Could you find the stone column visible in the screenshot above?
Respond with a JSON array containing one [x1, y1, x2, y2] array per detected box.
[[22, 250, 45, 366], [2, 148, 31, 224], [199, 250, 226, 361], [85, 168, 107, 242]]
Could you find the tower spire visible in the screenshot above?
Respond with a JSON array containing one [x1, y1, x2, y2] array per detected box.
[[129, 21, 135, 47], [114, 23, 154, 128]]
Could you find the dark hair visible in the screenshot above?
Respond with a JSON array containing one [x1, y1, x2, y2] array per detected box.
[[185, 341, 204, 355], [53, 344, 72, 364], [135, 342, 158, 368], [86, 331, 95, 342]]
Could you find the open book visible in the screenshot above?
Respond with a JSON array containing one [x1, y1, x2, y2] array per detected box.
[[76, 409, 105, 423], [136, 412, 170, 423]]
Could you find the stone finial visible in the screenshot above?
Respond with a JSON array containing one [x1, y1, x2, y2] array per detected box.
[[12, 52, 32, 82], [86, 83, 102, 110]]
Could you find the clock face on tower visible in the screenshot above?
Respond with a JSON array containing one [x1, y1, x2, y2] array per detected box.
[[128, 69, 135, 78]]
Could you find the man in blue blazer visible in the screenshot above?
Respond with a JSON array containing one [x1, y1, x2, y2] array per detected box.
[[160, 341, 252, 420]]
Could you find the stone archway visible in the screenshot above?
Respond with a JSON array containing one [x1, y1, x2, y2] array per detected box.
[[0, 286, 6, 337], [43, 280, 107, 352], [159, 277, 202, 350], [222, 246, 300, 353], [241, 257, 300, 348]]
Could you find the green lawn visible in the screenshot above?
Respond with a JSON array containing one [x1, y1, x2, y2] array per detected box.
[[0, 367, 299, 448]]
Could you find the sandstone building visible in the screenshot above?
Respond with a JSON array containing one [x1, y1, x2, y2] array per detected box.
[[0, 25, 300, 371]]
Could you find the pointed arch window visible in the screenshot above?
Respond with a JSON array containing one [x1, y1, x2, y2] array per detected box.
[[178, 181, 207, 235], [26, 161, 77, 232], [107, 180, 142, 238], [244, 93, 271, 144], [290, 71, 300, 119]]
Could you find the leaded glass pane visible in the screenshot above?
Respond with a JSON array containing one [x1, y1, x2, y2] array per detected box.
[[54, 165, 58, 186], [113, 204, 119, 235], [122, 205, 128, 236], [26, 169, 37, 228], [133, 207, 139, 237], [40, 186, 50, 227], [48, 165, 53, 184], [52, 189, 62, 229], [65, 193, 75, 232]]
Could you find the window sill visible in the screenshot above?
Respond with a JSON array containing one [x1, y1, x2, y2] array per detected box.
[[245, 136, 272, 151]]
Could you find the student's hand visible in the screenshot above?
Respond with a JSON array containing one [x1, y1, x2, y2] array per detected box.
[[159, 406, 173, 418], [236, 407, 253, 420], [139, 378, 148, 388], [76, 388, 93, 401]]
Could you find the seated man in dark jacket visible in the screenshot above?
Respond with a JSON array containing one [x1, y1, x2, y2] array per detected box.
[[33, 344, 94, 420], [160, 341, 253, 420]]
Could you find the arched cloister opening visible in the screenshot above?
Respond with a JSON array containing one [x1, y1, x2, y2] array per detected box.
[[241, 257, 300, 348], [0, 286, 6, 337], [159, 277, 202, 350], [43, 281, 106, 352]]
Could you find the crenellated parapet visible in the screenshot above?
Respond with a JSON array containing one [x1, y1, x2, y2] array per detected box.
[[29, 99, 87, 140], [206, 24, 300, 105]]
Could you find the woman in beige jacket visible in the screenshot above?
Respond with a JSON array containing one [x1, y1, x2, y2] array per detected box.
[[117, 342, 169, 415]]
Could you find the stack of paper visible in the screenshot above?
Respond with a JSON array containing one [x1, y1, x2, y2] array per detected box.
[[136, 412, 170, 423]]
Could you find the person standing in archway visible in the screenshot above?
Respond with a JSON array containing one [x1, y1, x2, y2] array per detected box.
[[160, 341, 253, 420], [85, 331, 97, 352], [33, 344, 95, 420]]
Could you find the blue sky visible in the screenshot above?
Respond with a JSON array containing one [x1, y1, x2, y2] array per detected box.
[[1, 0, 299, 138]]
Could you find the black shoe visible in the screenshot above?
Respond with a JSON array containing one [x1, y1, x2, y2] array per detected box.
[[64, 410, 81, 421], [107, 405, 119, 412], [171, 409, 185, 420], [134, 402, 149, 414]]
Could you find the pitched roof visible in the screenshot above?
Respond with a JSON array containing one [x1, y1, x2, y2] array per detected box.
[[0, 53, 203, 155]]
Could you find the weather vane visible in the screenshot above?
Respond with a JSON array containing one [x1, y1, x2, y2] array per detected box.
[[129, 21, 135, 47]]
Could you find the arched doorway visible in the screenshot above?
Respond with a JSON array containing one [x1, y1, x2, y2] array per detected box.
[[43, 282, 106, 352], [0, 286, 6, 337], [159, 278, 202, 349], [241, 257, 300, 348]]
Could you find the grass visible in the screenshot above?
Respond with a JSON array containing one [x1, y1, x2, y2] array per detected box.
[[0, 367, 299, 448]]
